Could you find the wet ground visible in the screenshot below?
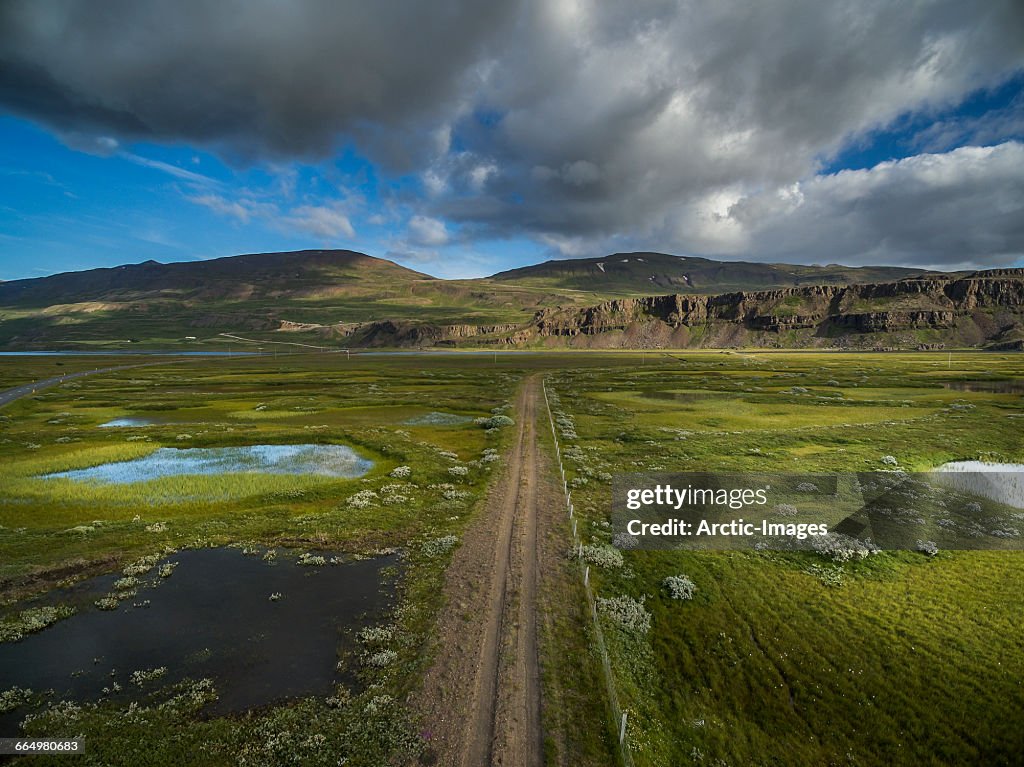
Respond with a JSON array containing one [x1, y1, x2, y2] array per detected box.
[[0, 547, 399, 735], [402, 411, 474, 425]]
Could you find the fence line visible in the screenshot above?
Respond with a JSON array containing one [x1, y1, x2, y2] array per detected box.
[[541, 378, 635, 767]]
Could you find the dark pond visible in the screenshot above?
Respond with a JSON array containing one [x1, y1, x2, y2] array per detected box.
[[942, 380, 1024, 394], [644, 389, 731, 402], [0, 547, 398, 735]]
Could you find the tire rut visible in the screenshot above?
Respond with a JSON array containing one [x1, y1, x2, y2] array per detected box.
[[413, 376, 544, 767]]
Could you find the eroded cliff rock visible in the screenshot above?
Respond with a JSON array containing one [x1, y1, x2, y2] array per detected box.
[[317, 269, 1024, 350]]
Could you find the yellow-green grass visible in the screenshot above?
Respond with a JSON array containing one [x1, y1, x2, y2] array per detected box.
[[0, 354, 139, 391], [590, 390, 939, 432], [0, 354, 515, 586], [611, 549, 1024, 765], [548, 351, 1024, 766], [0, 351, 594, 765], [2, 350, 1022, 765]]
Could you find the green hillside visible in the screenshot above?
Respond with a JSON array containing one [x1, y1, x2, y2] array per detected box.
[[0, 250, 610, 349], [0, 249, 963, 350]]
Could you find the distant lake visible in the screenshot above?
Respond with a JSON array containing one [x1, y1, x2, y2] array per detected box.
[[0, 351, 254, 357]]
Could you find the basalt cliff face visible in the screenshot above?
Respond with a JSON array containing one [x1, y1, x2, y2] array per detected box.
[[357, 270, 1024, 349], [334, 320, 526, 347]]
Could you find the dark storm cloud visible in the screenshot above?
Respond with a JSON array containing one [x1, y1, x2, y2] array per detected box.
[[0, 0, 518, 161], [2, 0, 1023, 267], [0, 58, 151, 135]]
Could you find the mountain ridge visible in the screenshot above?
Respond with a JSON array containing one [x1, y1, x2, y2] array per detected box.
[[0, 250, 434, 306], [0, 249, 1020, 350], [489, 251, 938, 294]]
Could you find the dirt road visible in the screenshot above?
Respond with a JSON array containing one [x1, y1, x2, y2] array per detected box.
[[0, 364, 152, 410], [415, 375, 545, 766]]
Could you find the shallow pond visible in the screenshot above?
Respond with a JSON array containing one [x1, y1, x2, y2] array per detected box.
[[402, 411, 473, 426], [933, 461, 1024, 509], [0, 547, 398, 735], [98, 417, 158, 428], [42, 444, 373, 483]]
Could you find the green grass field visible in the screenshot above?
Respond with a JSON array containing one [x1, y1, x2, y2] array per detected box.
[[1, 350, 1022, 765], [547, 351, 1024, 766], [0, 354, 530, 765]]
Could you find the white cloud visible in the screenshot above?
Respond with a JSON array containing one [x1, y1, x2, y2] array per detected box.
[[186, 194, 256, 223], [407, 215, 449, 246], [285, 204, 356, 239], [186, 193, 276, 223], [468, 162, 498, 190], [422, 169, 448, 196], [122, 153, 215, 184], [721, 141, 1024, 267], [187, 192, 356, 241]]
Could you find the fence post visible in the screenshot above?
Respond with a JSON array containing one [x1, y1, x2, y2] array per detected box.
[[543, 377, 633, 767]]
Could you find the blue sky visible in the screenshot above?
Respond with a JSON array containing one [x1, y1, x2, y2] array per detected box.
[[820, 74, 1024, 174], [1, 1, 1023, 281], [0, 117, 532, 280]]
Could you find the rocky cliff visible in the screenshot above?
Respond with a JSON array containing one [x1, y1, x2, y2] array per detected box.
[[358, 270, 1024, 350], [524, 271, 1024, 348]]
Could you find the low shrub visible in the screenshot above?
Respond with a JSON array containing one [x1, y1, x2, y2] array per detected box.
[[663, 575, 697, 600], [597, 595, 652, 634]]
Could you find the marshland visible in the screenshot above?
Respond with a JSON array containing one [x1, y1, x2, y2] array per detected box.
[[1, 350, 1022, 766], [0, 352, 522, 765]]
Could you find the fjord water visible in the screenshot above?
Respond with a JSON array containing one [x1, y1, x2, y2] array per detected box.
[[43, 444, 373, 483], [0, 548, 398, 735]]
